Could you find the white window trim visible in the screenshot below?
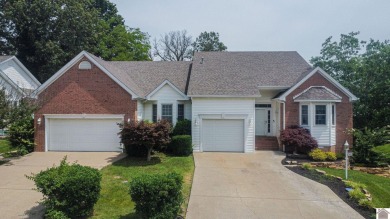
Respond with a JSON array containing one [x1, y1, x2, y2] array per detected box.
[[331, 104, 336, 126], [161, 103, 173, 122], [300, 104, 309, 126], [314, 104, 327, 126]]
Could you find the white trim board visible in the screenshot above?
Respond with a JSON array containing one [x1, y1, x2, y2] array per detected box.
[[35, 51, 139, 98], [146, 80, 189, 100], [275, 67, 358, 102], [43, 114, 125, 119]]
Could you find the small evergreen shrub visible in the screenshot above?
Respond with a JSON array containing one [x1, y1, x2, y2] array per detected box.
[[172, 119, 191, 136], [27, 157, 101, 218], [280, 125, 318, 154], [168, 135, 192, 156], [309, 149, 327, 161], [325, 152, 337, 161], [45, 209, 70, 219], [130, 172, 183, 219], [301, 163, 312, 170], [336, 152, 345, 160]]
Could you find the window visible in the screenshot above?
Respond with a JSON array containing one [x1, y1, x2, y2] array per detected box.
[[315, 105, 326, 125], [255, 104, 271, 108], [332, 105, 335, 125], [178, 104, 184, 121], [301, 105, 308, 125], [161, 104, 173, 123], [152, 104, 157, 123]]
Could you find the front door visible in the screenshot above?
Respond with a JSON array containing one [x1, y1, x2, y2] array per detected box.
[[255, 109, 270, 136]]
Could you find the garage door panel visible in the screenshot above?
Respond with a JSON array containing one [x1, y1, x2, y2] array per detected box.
[[48, 118, 122, 152], [202, 119, 244, 152]]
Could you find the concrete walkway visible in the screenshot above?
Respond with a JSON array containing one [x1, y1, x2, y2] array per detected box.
[[0, 152, 126, 219], [186, 151, 364, 219]]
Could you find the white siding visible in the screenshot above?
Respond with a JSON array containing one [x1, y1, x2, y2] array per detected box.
[[192, 97, 255, 153], [136, 100, 144, 121], [311, 126, 330, 147], [149, 84, 185, 101], [179, 100, 192, 120], [331, 127, 336, 145], [0, 59, 39, 90], [143, 102, 154, 122]]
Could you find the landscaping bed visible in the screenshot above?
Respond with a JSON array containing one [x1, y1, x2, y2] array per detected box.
[[286, 165, 374, 219], [90, 152, 194, 219]]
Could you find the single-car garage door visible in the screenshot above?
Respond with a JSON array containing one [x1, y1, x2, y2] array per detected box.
[[47, 118, 122, 152], [202, 119, 244, 152]]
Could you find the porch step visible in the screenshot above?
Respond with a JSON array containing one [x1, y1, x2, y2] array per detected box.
[[256, 136, 279, 151]]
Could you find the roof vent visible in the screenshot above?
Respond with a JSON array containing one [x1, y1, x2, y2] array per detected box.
[[200, 57, 204, 64], [79, 61, 92, 70]]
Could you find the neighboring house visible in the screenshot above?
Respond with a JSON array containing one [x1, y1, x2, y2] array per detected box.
[[34, 51, 357, 153], [0, 56, 41, 99]]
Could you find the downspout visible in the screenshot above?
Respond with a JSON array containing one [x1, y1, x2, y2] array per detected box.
[[282, 101, 286, 152]]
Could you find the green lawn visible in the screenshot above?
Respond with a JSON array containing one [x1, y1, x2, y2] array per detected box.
[[0, 139, 12, 154], [91, 153, 195, 219], [373, 144, 390, 161], [318, 167, 390, 208]]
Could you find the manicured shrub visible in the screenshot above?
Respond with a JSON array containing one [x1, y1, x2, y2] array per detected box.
[[172, 119, 191, 136], [45, 209, 70, 219], [130, 172, 183, 219], [280, 125, 318, 154], [309, 149, 327, 161], [325, 152, 337, 161], [168, 135, 192, 156], [27, 157, 101, 218], [349, 126, 389, 166], [120, 120, 171, 161], [7, 116, 35, 155], [301, 163, 312, 170], [336, 152, 345, 160]]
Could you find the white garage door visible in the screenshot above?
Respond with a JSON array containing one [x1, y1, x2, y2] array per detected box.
[[47, 118, 122, 152], [202, 119, 244, 152]]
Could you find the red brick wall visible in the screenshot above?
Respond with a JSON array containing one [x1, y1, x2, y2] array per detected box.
[[34, 57, 137, 151], [284, 71, 353, 153]]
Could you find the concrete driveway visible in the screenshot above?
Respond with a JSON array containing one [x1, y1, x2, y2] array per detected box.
[[0, 152, 126, 219], [186, 151, 363, 219]]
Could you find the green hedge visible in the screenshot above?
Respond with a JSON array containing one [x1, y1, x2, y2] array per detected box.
[[27, 157, 101, 218], [168, 135, 192, 156], [130, 172, 183, 219], [172, 119, 191, 136]]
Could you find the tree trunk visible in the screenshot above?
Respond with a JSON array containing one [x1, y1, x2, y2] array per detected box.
[[147, 147, 152, 162]]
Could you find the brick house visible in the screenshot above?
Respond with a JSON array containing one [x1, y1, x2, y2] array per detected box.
[[34, 51, 357, 152]]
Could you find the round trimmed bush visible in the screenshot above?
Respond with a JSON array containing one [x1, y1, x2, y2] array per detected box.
[[309, 149, 327, 161], [325, 152, 337, 161], [172, 119, 191, 136], [168, 135, 192, 156], [28, 157, 101, 218], [130, 172, 183, 219]]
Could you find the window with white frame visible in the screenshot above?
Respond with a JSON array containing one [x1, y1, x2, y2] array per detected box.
[[161, 104, 173, 123], [315, 105, 327, 125], [332, 104, 335, 125], [177, 104, 184, 121], [152, 104, 157, 123], [301, 105, 309, 125]]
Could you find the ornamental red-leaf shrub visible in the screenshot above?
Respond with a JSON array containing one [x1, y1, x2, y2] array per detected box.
[[280, 125, 318, 154], [120, 120, 171, 161]]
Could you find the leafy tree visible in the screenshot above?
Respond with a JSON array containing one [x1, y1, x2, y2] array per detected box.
[[120, 120, 171, 161], [0, 88, 11, 130], [0, 0, 150, 82], [311, 32, 390, 129], [192, 31, 227, 52], [153, 30, 193, 61]]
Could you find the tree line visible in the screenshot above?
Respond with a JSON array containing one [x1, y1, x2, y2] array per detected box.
[[0, 0, 227, 83]]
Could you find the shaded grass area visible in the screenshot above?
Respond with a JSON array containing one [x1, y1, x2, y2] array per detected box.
[[91, 153, 194, 219], [318, 167, 390, 208], [0, 139, 12, 154], [373, 144, 390, 162]]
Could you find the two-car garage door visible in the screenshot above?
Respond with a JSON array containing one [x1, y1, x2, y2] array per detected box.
[[202, 119, 244, 152], [47, 118, 122, 152]]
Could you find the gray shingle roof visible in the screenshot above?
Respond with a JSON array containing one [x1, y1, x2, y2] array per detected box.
[[294, 86, 341, 101], [0, 56, 13, 63], [87, 52, 190, 98], [188, 51, 312, 96]]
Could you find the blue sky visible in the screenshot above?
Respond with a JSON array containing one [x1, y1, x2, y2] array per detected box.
[[111, 0, 390, 62]]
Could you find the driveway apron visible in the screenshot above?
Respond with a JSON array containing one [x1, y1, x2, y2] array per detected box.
[[0, 152, 125, 219], [186, 151, 364, 219]]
